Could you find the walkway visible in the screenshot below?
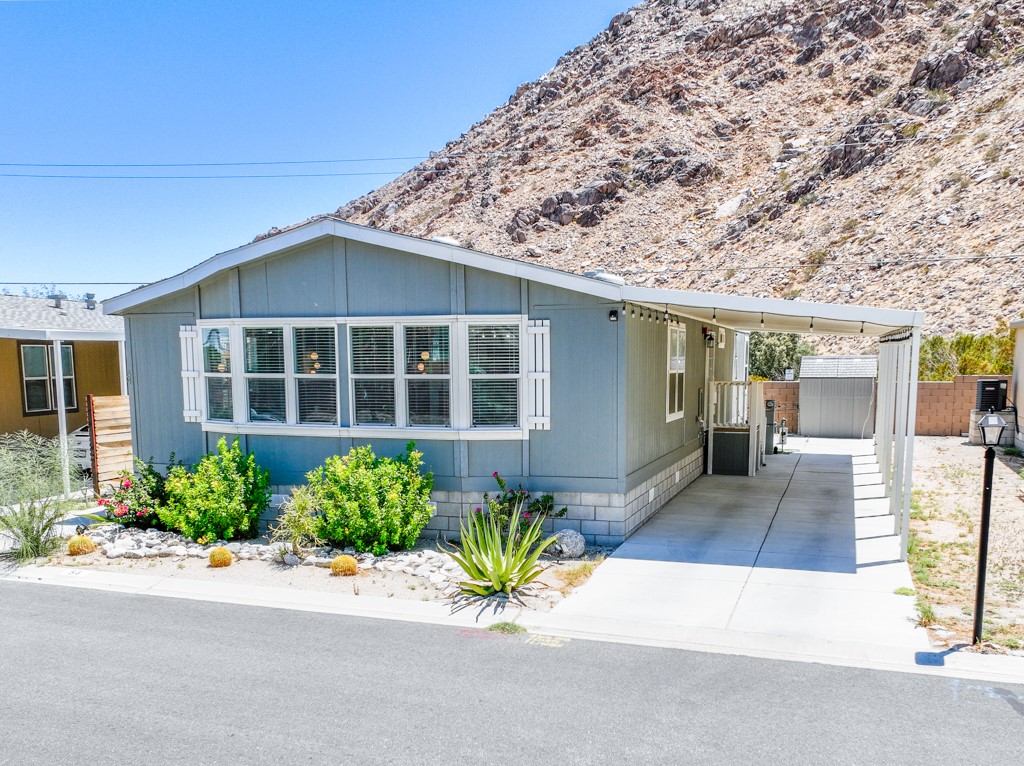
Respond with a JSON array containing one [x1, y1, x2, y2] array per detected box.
[[542, 437, 931, 656]]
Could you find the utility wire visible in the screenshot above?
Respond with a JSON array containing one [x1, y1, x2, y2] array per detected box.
[[0, 107, 1019, 175]]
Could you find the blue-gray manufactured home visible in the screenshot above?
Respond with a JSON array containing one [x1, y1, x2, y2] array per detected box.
[[106, 219, 923, 547]]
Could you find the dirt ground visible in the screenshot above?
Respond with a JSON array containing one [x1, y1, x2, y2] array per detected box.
[[47, 542, 609, 610], [910, 437, 1024, 648]]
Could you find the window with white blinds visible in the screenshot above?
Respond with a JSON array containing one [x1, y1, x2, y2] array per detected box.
[[202, 328, 232, 421], [244, 328, 285, 422], [351, 326, 396, 426], [468, 324, 520, 427], [404, 325, 451, 427], [667, 325, 686, 421], [193, 316, 529, 434], [294, 327, 337, 424]]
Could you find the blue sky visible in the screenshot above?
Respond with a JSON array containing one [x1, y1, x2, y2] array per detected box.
[[0, 0, 628, 296]]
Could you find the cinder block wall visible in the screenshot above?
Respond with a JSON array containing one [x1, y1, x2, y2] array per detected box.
[[916, 375, 1013, 436], [762, 381, 800, 434]]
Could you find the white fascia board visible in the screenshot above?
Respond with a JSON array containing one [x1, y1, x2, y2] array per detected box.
[[623, 286, 923, 334], [0, 328, 125, 342]]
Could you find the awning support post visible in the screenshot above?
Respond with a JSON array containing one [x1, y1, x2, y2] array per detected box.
[[52, 339, 71, 497]]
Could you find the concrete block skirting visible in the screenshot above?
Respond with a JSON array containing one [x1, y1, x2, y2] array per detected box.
[[424, 449, 704, 546]]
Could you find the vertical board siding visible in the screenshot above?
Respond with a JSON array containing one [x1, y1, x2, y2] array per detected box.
[[124, 314, 204, 471], [198, 273, 233, 319], [526, 284, 620, 482], [467, 440, 523, 479], [626, 315, 707, 476], [346, 241, 452, 316], [464, 267, 520, 314]]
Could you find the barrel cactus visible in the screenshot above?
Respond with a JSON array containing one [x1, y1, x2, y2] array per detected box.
[[330, 554, 358, 576], [208, 546, 233, 568], [67, 535, 97, 556]]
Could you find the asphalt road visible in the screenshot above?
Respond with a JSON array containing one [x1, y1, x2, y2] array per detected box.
[[1, 582, 1021, 766]]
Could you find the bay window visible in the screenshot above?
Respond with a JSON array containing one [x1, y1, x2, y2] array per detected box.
[[192, 315, 532, 436]]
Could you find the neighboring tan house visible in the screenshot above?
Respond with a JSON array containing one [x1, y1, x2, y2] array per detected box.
[[0, 294, 125, 443], [105, 219, 923, 550]]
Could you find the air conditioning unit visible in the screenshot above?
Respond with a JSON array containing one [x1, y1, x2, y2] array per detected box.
[[976, 379, 1008, 412]]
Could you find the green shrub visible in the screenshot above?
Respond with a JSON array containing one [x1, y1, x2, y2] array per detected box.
[[159, 438, 270, 544], [97, 457, 174, 527], [479, 471, 566, 538], [308, 441, 433, 555]]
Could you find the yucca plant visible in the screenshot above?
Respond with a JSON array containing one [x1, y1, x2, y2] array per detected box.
[[446, 499, 556, 597]]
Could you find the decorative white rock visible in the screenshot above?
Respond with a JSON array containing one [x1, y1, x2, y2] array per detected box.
[[552, 529, 586, 559]]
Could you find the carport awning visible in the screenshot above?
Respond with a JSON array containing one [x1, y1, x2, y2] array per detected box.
[[622, 286, 923, 336]]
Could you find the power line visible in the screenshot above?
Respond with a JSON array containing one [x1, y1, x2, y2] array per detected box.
[[0, 107, 1018, 177]]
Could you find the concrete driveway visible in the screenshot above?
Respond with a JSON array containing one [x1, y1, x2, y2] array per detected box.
[[545, 438, 930, 656]]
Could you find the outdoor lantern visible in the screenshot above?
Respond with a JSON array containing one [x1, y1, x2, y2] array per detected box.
[[978, 411, 1007, 447]]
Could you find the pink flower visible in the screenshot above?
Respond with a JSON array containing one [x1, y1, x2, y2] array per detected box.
[[122, 479, 132, 489], [492, 471, 499, 478], [475, 507, 482, 512], [524, 513, 531, 519]]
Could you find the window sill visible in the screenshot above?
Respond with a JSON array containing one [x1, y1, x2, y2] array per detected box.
[[200, 421, 529, 441]]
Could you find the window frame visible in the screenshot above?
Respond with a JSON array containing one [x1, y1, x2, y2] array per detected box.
[[18, 341, 78, 416], [195, 315, 528, 440], [293, 326, 340, 426], [666, 323, 686, 423], [466, 322, 522, 428]]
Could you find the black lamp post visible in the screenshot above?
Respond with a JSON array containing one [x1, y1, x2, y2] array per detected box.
[[972, 411, 1007, 645]]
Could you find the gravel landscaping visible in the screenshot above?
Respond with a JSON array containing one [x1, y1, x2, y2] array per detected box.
[[44, 523, 613, 609]]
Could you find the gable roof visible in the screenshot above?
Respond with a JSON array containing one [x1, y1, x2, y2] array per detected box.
[[0, 295, 124, 341], [799, 355, 878, 378], [104, 218, 923, 337]]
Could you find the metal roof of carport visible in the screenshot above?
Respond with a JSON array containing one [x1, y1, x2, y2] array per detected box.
[[624, 286, 922, 337]]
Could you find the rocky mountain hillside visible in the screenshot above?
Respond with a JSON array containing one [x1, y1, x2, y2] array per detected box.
[[272, 0, 1024, 340]]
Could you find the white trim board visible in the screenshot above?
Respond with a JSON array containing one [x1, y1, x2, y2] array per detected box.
[[103, 219, 922, 337]]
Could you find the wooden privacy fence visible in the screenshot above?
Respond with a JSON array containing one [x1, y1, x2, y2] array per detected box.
[[88, 394, 133, 494]]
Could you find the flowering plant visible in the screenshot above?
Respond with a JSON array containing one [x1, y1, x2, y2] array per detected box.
[[97, 457, 169, 527], [473, 471, 567, 538]]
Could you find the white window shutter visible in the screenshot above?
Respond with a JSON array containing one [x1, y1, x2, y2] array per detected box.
[[179, 325, 202, 423], [527, 319, 550, 430]]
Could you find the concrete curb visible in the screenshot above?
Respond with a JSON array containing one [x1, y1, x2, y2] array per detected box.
[[5, 564, 1024, 684]]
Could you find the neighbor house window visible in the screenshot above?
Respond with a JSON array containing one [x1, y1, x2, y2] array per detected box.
[[294, 327, 338, 425], [468, 324, 520, 427], [667, 324, 686, 421], [202, 327, 233, 421], [20, 343, 76, 414], [244, 328, 286, 422]]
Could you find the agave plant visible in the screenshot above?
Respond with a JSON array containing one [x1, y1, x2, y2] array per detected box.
[[446, 499, 556, 597]]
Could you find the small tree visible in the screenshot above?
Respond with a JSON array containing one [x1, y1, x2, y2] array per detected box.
[[918, 320, 1016, 381], [748, 332, 815, 380]]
